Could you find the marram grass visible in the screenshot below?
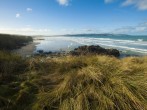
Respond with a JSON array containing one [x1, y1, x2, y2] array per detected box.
[[31, 55, 147, 110], [0, 54, 147, 110]]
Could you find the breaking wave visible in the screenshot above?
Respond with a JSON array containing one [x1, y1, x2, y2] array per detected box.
[[36, 36, 147, 55]]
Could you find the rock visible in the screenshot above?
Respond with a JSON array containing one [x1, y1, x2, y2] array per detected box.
[[70, 45, 120, 57], [37, 50, 44, 54], [44, 51, 52, 55], [106, 49, 120, 57]]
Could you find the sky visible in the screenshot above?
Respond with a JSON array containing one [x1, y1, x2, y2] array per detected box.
[[0, 0, 147, 35]]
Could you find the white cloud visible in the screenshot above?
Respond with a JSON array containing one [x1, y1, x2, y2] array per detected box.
[[26, 25, 31, 27], [104, 0, 115, 3], [55, 0, 147, 10], [0, 28, 52, 35], [122, 0, 147, 10], [27, 8, 32, 12], [57, 0, 69, 6], [16, 13, 20, 18], [60, 28, 104, 34], [113, 22, 147, 34]]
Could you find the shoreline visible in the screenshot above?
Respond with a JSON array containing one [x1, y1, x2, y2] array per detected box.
[[13, 41, 146, 58], [13, 42, 39, 57]]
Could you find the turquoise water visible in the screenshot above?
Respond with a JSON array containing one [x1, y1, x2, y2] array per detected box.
[[35, 34, 147, 56]]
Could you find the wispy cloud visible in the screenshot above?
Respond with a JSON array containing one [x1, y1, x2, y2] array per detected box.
[[55, 0, 147, 10], [60, 28, 104, 34], [113, 22, 147, 34], [0, 28, 52, 35], [26, 8, 32, 12], [16, 13, 20, 18], [122, 0, 147, 10], [104, 0, 115, 4], [57, 0, 69, 6]]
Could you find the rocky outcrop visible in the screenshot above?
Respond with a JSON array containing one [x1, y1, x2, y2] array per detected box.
[[70, 45, 120, 57]]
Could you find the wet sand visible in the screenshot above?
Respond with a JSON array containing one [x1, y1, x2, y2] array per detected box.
[[14, 42, 38, 57]]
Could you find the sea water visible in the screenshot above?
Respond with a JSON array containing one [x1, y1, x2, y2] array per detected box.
[[34, 34, 147, 56]]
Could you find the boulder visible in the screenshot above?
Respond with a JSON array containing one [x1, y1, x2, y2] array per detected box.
[[70, 45, 120, 57]]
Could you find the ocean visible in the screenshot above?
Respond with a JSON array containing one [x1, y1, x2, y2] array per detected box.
[[34, 34, 147, 56]]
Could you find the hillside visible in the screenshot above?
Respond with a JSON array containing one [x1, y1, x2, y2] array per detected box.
[[0, 34, 33, 50]]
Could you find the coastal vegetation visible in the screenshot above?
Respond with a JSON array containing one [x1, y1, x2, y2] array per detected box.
[[0, 34, 33, 51], [0, 52, 147, 110], [0, 34, 147, 110]]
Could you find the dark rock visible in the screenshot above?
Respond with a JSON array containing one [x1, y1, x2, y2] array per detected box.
[[106, 49, 120, 57], [44, 51, 52, 55], [37, 50, 44, 54], [70, 45, 120, 57]]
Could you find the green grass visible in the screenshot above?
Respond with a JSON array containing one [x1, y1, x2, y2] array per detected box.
[[0, 51, 27, 78], [0, 53, 147, 110], [0, 34, 32, 50]]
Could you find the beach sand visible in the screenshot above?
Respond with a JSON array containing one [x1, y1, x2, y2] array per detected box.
[[14, 42, 38, 57]]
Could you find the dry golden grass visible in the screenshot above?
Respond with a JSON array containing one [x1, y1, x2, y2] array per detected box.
[[0, 53, 147, 110], [31, 55, 147, 110]]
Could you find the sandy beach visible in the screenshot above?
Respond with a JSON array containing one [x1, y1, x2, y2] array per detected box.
[[13, 42, 38, 57]]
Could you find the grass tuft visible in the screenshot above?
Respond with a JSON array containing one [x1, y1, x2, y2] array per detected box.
[[33, 56, 147, 110], [0, 52, 146, 110]]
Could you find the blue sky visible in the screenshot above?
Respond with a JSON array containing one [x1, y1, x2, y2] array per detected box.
[[0, 0, 147, 35]]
